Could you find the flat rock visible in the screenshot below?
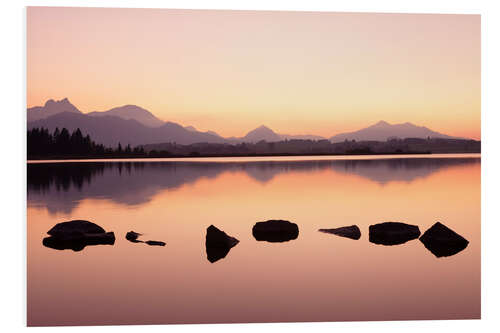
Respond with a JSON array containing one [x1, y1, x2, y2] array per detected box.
[[319, 225, 361, 240], [252, 220, 299, 243], [419, 222, 469, 257], [145, 240, 166, 246], [369, 222, 420, 246], [205, 225, 239, 263]]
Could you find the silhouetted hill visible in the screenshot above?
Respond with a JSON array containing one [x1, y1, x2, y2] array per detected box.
[[242, 125, 282, 142], [27, 112, 227, 147], [143, 137, 480, 157], [27, 98, 81, 122], [87, 105, 164, 127], [330, 121, 459, 142], [27, 99, 470, 145], [184, 125, 198, 132], [185, 125, 223, 138]]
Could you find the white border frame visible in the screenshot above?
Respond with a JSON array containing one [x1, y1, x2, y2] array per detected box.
[[2, 1, 498, 332]]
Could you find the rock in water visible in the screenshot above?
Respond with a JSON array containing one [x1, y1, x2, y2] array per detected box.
[[126, 231, 143, 243], [43, 220, 115, 251], [145, 240, 166, 246], [419, 222, 469, 257], [47, 220, 106, 237], [369, 222, 420, 245], [252, 220, 299, 243], [205, 225, 239, 263], [319, 225, 361, 240]]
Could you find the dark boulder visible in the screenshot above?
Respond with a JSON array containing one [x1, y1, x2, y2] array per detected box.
[[145, 240, 166, 246], [126, 231, 143, 243], [252, 220, 299, 243], [419, 222, 469, 257], [47, 220, 106, 237], [369, 222, 420, 246], [43, 220, 115, 251], [319, 225, 361, 240], [205, 225, 239, 263]]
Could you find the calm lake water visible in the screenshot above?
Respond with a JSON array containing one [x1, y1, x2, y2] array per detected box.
[[27, 154, 481, 326]]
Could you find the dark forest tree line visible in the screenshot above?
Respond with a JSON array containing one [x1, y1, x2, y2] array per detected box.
[[28, 127, 146, 158], [28, 127, 480, 159]]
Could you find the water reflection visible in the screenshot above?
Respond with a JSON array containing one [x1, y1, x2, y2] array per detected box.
[[42, 234, 115, 251], [27, 157, 480, 214]]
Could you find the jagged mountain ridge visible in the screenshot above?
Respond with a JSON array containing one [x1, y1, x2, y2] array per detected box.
[[27, 98, 466, 147]]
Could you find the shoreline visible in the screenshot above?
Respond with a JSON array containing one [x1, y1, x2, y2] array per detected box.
[[27, 152, 481, 164]]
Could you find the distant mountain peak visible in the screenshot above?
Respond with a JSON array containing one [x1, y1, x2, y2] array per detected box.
[[87, 104, 164, 128], [330, 121, 458, 142], [242, 125, 281, 142], [256, 124, 271, 130], [28, 97, 81, 122], [43, 97, 76, 108], [374, 120, 390, 126]]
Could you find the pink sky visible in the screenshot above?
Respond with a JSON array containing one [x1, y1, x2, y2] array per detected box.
[[27, 7, 480, 139]]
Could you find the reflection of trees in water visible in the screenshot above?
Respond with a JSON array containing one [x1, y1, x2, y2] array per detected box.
[[28, 163, 146, 193], [27, 157, 480, 214]]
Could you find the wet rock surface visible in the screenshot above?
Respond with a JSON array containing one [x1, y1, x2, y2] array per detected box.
[[369, 222, 420, 245], [419, 222, 469, 257], [319, 225, 361, 240], [43, 220, 115, 251], [252, 220, 299, 243], [205, 225, 239, 263]]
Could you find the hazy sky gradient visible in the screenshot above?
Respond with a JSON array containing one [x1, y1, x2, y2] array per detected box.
[[27, 7, 480, 139]]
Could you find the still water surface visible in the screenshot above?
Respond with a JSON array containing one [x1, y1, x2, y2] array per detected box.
[[27, 154, 481, 326]]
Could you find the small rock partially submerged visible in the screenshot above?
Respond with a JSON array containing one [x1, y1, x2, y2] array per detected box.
[[205, 225, 239, 263], [369, 222, 420, 246], [125, 231, 143, 243], [126, 231, 165, 246], [145, 240, 166, 246], [252, 220, 299, 243], [319, 225, 361, 240], [43, 220, 115, 251], [419, 222, 469, 257]]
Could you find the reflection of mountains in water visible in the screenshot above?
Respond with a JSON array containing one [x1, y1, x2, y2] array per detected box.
[[28, 157, 479, 214]]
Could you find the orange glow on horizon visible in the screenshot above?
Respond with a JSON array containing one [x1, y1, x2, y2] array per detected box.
[[27, 7, 480, 140]]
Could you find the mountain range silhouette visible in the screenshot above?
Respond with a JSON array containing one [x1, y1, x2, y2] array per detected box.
[[28, 98, 465, 147]]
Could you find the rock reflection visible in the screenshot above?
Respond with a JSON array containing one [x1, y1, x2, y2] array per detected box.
[[42, 220, 115, 251]]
